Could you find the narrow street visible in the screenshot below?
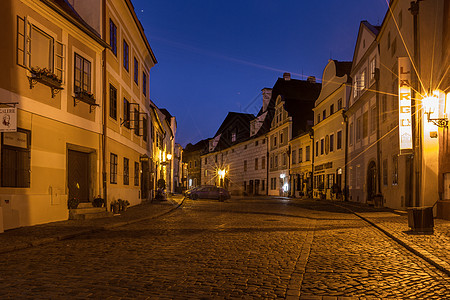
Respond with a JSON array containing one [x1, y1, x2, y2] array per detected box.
[[0, 197, 449, 299]]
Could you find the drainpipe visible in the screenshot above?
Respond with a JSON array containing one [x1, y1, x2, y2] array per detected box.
[[309, 128, 314, 198], [375, 66, 382, 194], [101, 0, 108, 211], [343, 109, 349, 201]]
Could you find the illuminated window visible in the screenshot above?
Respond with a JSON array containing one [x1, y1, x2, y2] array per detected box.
[[370, 57, 377, 80]]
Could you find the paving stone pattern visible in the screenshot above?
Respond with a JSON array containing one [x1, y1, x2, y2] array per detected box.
[[0, 198, 448, 299]]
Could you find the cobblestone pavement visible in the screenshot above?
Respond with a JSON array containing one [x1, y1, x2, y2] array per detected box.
[[0, 197, 449, 299]]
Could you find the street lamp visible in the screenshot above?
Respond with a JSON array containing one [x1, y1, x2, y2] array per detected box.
[[422, 91, 448, 128]]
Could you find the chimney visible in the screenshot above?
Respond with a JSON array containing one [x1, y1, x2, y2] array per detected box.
[[261, 88, 272, 112], [283, 72, 291, 81], [307, 76, 316, 83]]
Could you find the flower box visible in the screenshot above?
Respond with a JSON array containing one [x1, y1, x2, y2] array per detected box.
[[75, 90, 96, 106], [28, 67, 63, 97]]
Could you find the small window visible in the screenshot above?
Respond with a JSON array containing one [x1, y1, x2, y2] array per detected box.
[[299, 148, 303, 163], [109, 19, 117, 56], [337, 131, 342, 149], [109, 84, 117, 120], [134, 162, 139, 186], [110, 153, 118, 184], [315, 141, 319, 156], [142, 116, 148, 141], [123, 157, 129, 185], [142, 72, 147, 96], [292, 150, 297, 164], [255, 158, 258, 170], [337, 98, 343, 110], [123, 98, 130, 129], [133, 57, 139, 84], [320, 139, 324, 155], [123, 40, 129, 71], [330, 104, 334, 115], [330, 134, 334, 152], [322, 109, 326, 120], [305, 146, 310, 161]]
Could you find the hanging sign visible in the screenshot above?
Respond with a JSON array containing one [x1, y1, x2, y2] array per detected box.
[[0, 107, 17, 132], [398, 57, 412, 152]]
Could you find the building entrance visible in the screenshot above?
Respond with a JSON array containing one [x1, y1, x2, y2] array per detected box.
[[68, 150, 90, 202]]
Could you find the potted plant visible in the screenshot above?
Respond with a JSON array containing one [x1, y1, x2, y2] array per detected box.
[[93, 196, 104, 208], [74, 89, 96, 105], [30, 67, 62, 87], [110, 200, 120, 214], [68, 197, 80, 209]]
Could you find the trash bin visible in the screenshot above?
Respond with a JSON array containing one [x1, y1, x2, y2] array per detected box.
[[407, 206, 434, 233]]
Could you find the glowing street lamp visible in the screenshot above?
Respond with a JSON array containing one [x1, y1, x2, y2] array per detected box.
[[422, 90, 448, 128]]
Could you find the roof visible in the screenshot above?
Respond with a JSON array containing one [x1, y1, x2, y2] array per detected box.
[[214, 112, 254, 137], [42, 0, 109, 48], [362, 20, 381, 36], [271, 77, 321, 138], [334, 60, 353, 83], [184, 139, 209, 153]]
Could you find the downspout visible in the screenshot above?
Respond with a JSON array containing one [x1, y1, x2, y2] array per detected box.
[[375, 66, 382, 194], [309, 129, 314, 198], [266, 135, 269, 195], [343, 109, 349, 201], [101, 0, 108, 211]]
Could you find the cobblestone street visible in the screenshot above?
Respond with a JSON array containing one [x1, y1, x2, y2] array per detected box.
[[0, 198, 449, 299]]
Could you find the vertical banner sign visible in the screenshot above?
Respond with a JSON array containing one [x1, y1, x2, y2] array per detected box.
[[0, 107, 17, 132], [398, 57, 413, 151]]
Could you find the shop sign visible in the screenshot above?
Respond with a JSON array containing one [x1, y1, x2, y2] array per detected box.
[[0, 107, 17, 132], [398, 57, 413, 151], [3, 131, 28, 148]]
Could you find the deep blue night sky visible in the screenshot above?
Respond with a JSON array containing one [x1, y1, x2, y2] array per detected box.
[[133, 0, 388, 147]]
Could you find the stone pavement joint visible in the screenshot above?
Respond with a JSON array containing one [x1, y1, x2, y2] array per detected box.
[[332, 201, 450, 277], [0, 194, 185, 254]]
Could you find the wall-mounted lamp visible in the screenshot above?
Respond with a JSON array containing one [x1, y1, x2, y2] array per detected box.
[[423, 91, 448, 128]]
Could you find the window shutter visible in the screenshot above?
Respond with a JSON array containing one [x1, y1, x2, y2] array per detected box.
[[16, 16, 29, 67]]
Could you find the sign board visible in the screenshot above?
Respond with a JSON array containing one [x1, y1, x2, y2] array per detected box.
[[3, 131, 28, 148], [0, 107, 17, 132], [398, 57, 413, 151]]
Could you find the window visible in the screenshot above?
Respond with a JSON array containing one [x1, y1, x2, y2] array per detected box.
[[262, 180, 265, 191], [370, 57, 377, 80], [205, 157, 207, 164], [305, 146, 310, 161], [282, 153, 287, 166], [337, 131, 342, 149], [337, 98, 343, 110], [270, 156, 273, 169], [349, 122, 354, 145], [392, 155, 398, 185], [110, 153, 118, 184], [134, 108, 140, 136], [143, 72, 147, 96], [280, 132, 283, 144], [142, 116, 148, 142], [322, 109, 326, 120], [123, 157, 129, 185], [123, 40, 129, 71], [320, 139, 324, 155], [189, 161, 192, 168], [231, 132, 236, 142], [330, 104, 334, 115], [383, 159, 388, 186], [255, 140, 258, 146], [255, 158, 258, 170], [194, 160, 197, 167], [292, 150, 296, 164], [299, 148, 303, 163], [370, 106, 377, 133], [17, 18, 65, 81], [123, 98, 130, 129], [134, 162, 139, 186], [262, 157, 265, 169], [244, 160, 247, 172], [109, 19, 117, 56], [315, 141, 319, 156], [109, 84, 117, 120], [317, 114, 321, 124], [363, 111, 368, 138], [274, 155, 278, 168], [1, 130, 31, 187], [360, 70, 366, 92], [74, 53, 91, 93], [330, 134, 334, 152], [133, 57, 139, 84], [274, 136, 277, 146], [327, 174, 335, 189], [356, 117, 361, 141]]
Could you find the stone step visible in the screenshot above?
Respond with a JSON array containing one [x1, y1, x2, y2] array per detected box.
[[69, 207, 112, 220], [77, 202, 94, 209]]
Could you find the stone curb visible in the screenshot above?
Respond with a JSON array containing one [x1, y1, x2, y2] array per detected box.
[[334, 203, 450, 277], [0, 197, 185, 255]]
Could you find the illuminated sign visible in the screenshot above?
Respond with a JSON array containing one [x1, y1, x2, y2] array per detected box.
[[0, 107, 17, 132], [398, 57, 412, 151]]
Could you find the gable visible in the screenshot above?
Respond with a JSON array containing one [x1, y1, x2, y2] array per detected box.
[[352, 22, 378, 68]]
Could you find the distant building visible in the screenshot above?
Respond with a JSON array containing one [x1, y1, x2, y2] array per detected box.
[[312, 60, 352, 200], [183, 139, 209, 189], [289, 132, 313, 198], [268, 73, 321, 196]]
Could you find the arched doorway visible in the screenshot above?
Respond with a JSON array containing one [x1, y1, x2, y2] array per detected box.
[[367, 161, 377, 203]]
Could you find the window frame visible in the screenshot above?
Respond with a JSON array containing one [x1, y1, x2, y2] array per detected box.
[[123, 40, 129, 72], [109, 84, 117, 120], [110, 153, 118, 184], [74, 52, 91, 94], [109, 19, 117, 56]]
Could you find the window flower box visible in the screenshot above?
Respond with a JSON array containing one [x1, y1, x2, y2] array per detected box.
[[28, 67, 63, 97], [74, 90, 98, 112]]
